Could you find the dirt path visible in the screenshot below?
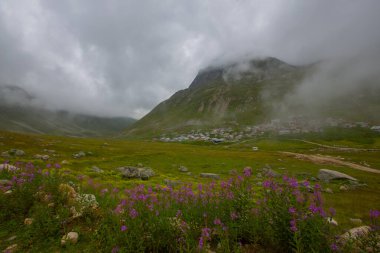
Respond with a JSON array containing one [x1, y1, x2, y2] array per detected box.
[[290, 139, 380, 152], [280, 151, 380, 174]]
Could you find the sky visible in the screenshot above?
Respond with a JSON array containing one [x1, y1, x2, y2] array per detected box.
[[0, 0, 380, 119]]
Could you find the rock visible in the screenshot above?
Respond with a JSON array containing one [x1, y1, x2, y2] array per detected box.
[[4, 190, 12, 195], [24, 218, 34, 225], [1, 151, 10, 157], [325, 188, 334, 194], [340, 185, 349, 191], [73, 151, 86, 159], [252, 147, 259, 151], [6, 236, 17, 241], [61, 232, 79, 246], [327, 217, 338, 226], [61, 160, 70, 165], [75, 193, 98, 209], [200, 173, 220, 180], [340, 226, 371, 242], [91, 166, 104, 173], [43, 149, 56, 153], [310, 177, 317, 182], [178, 166, 188, 172], [0, 164, 20, 172], [186, 172, 192, 176], [256, 173, 262, 178], [3, 244, 17, 253], [349, 218, 363, 225], [137, 163, 143, 167], [117, 166, 155, 179], [318, 169, 357, 182], [164, 179, 181, 187], [33, 154, 50, 160]]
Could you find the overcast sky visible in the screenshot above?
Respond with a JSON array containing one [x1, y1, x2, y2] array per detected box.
[[0, 1, 380, 118]]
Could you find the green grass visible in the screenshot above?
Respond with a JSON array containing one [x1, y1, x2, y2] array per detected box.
[[1, 130, 379, 230]]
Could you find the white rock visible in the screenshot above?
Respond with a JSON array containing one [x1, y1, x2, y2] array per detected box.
[[318, 169, 357, 182], [3, 244, 17, 253], [24, 218, 34, 225], [341, 226, 371, 241], [327, 217, 338, 226], [61, 232, 79, 245]]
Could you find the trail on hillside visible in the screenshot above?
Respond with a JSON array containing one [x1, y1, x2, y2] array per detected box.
[[280, 151, 380, 174], [290, 139, 380, 152]]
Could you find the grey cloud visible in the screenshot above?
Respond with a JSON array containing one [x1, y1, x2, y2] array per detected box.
[[0, 0, 380, 118]]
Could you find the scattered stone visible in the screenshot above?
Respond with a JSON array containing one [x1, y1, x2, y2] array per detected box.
[[327, 217, 338, 226], [6, 236, 17, 241], [24, 218, 34, 225], [3, 244, 18, 253], [73, 151, 86, 159], [117, 166, 155, 179], [349, 218, 363, 225], [43, 149, 56, 153], [186, 172, 192, 176], [178, 166, 188, 172], [75, 193, 98, 209], [200, 173, 220, 180], [61, 232, 79, 246], [1, 151, 10, 157], [340, 226, 371, 242], [14, 149, 25, 156], [91, 166, 104, 173], [4, 190, 12, 195], [164, 179, 181, 187], [252, 147, 259, 151], [318, 169, 357, 182], [61, 160, 70, 165], [310, 177, 317, 182], [33, 154, 50, 161], [325, 188, 334, 194], [2, 149, 25, 157], [278, 167, 286, 170], [0, 164, 20, 172], [339, 185, 349, 191]]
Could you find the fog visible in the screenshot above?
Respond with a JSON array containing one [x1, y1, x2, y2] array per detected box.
[[0, 1, 380, 118]]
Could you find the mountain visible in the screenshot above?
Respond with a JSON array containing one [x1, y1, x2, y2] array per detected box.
[[0, 86, 136, 137], [126, 57, 308, 136], [126, 57, 380, 137]]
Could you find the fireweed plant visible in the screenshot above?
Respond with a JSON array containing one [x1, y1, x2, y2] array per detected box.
[[1, 162, 379, 252]]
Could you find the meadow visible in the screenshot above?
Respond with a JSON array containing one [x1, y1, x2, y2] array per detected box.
[[0, 130, 379, 252]]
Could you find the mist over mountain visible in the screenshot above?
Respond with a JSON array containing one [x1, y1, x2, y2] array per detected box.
[[0, 85, 135, 137], [126, 55, 380, 137]]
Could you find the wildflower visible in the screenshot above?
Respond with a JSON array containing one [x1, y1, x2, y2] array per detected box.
[[54, 163, 61, 169], [302, 180, 310, 187], [330, 243, 338, 251], [230, 211, 238, 220], [370, 209, 380, 219], [290, 219, 297, 232], [46, 163, 51, 168], [120, 225, 127, 232], [111, 246, 120, 253], [289, 207, 297, 215], [198, 236, 204, 249], [213, 218, 222, 226], [129, 208, 138, 219], [329, 207, 336, 217], [262, 180, 271, 188]]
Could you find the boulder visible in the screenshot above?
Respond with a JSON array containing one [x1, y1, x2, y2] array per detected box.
[[73, 151, 86, 159], [117, 166, 155, 179], [340, 226, 371, 242], [318, 169, 357, 182], [91, 166, 104, 173], [200, 173, 220, 180], [75, 193, 98, 209], [325, 188, 334, 194], [327, 217, 338, 226], [178, 166, 188, 172], [349, 218, 363, 225], [340, 185, 349, 191], [61, 232, 79, 246], [0, 164, 20, 172], [33, 154, 50, 160], [24, 218, 34, 225], [3, 244, 18, 253]]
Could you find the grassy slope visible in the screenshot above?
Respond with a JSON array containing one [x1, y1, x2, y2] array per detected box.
[[0, 130, 379, 232]]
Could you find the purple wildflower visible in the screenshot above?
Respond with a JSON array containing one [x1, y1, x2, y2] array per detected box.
[[370, 209, 380, 219], [290, 219, 297, 232], [129, 208, 138, 219], [120, 225, 127, 232], [111, 246, 120, 253], [289, 207, 296, 215], [243, 167, 252, 177]]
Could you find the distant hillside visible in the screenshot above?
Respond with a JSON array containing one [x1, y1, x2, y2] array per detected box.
[[126, 57, 380, 137], [126, 57, 308, 136], [0, 86, 135, 137]]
